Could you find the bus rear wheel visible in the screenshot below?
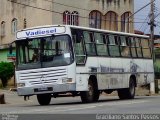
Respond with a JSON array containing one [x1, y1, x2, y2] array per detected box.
[[80, 80, 100, 103], [118, 78, 136, 99], [37, 94, 51, 105]]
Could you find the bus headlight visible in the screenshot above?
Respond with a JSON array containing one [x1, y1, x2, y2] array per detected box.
[[17, 83, 25, 87], [62, 78, 73, 83]]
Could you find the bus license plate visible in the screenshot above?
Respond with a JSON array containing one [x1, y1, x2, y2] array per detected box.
[[38, 87, 48, 91], [34, 87, 53, 92]]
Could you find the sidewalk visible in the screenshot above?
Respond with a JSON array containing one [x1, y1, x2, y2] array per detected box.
[[102, 86, 159, 96], [0, 89, 28, 105], [0, 87, 159, 105], [136, 87, 151, 96]]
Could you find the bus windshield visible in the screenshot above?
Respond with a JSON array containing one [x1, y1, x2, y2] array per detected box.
[[16, 35, 73, 70]]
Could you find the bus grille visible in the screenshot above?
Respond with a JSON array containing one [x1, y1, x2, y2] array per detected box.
[[18, 68, 67, 85]]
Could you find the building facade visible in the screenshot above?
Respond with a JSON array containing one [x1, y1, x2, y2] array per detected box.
[[0, 0, 134, 62]]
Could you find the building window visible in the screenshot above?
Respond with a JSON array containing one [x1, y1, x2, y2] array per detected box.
[[105, 11, 118, 31], [1, 21, 5, 36], [89, 10, 102, 29], [71, 11, 79, 26], [121, 12, 132, 32], [11, 18, 18, 34], [63, 11, 79, 25], [63, 11, 71, 25]]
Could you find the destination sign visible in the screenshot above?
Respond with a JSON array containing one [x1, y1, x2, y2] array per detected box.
[[16, 26, 66, 39]]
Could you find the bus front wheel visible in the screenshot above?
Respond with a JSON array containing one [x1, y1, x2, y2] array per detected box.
[[118, 78, 136, 99], [37, 94, 51, 105], [80, 80, 100, 103]]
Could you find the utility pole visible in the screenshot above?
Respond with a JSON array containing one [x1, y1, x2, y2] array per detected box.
[[124, 0, 155, 33], [150, 0, 155, 94]]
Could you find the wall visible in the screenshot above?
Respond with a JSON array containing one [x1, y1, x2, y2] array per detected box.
[[52, 0, 134, 31], [0, 0, 53, 46], [0, 0, 134, 62]]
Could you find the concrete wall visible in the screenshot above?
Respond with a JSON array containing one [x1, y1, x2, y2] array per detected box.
[[52, 0, 134, 31], [0, 0, 53, 46], [0, 0, 134, 62]]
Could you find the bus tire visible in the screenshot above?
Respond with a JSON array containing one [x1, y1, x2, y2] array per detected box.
[[37, 94, 51, 105], [80, 80, 100, 103], [118, 77, 136, 99]]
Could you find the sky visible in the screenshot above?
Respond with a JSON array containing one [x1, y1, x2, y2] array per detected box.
[[134, 0, 160, 35]]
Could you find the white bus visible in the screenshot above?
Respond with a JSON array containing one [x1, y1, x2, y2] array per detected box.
[[14, 25, 154, 105]]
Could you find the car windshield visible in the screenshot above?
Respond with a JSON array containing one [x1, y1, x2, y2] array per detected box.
[[16, 35, 74, 70]]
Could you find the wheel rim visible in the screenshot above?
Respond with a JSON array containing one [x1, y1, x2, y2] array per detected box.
[[88, 83, 93, 97], [130, 81, 135, 96]]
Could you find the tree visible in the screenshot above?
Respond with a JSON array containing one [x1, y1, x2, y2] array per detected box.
[[0, 62, 14, 88]]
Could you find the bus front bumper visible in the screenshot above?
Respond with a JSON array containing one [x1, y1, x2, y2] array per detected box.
[[17, 83, 76, 96]]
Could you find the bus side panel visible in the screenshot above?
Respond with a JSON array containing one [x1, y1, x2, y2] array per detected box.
[[135, 59, 146, 85], [76, 67, 89, 91], [97, 57, 125, 90], [122, 59, 154, 87], [76, 57, 99, 91], [145, 59, 154, 84], [97, 57, 110, 90], [122, 58, 131, 88], [109, 58, 123, 89], [137, 59, 154, 85]]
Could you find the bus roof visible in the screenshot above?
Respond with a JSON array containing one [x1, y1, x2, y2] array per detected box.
[[69, 25, 149, 38], [16, 25, 149, 40]]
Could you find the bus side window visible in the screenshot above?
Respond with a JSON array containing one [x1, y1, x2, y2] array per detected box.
[[72, 29, 86, 64], [120, 36, 131, 57], [135, 38, 143, 58], [83, 31, 96, 55], [108, 34, 120, 57], [141, 38, 151, 58], [71, 29, 83, 43], [94, 33, 108, 56], [129, 37, 137, 58], [115, 36, 119, 45]]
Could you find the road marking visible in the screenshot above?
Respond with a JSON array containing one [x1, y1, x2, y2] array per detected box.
[[96, 100, 147, 107], [0, 95, 149, 114], [51, 100, 148, 113], [54, 105, 96, 112], [7, 99, 148, 114]]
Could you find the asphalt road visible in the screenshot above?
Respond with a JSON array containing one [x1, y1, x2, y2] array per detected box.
[[0, 90, 160, 120]]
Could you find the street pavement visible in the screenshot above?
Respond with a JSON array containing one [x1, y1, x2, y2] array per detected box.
[[0, 89, 160, 120], [0, 87, 152, 106], [0, 89, 160, 114]]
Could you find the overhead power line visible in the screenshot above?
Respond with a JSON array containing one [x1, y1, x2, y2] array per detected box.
[[7, 0, 152, 24], [154, 12, 160, 19], [124, 0, 156, 32], [7, 0, 62, 14], [126, 0, 156, 21], [138, 14, 150, 31], [44, 0, 91, 11], [134, 17, 150, 21]]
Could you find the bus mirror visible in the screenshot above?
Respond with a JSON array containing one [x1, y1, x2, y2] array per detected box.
[[9, 44, 13, 54]]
